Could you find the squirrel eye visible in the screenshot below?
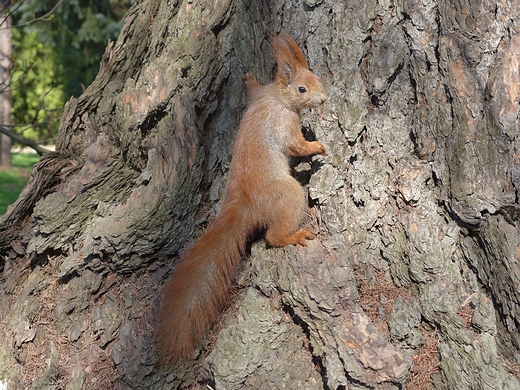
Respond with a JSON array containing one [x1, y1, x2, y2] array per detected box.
[[298, 86, 307, 93]]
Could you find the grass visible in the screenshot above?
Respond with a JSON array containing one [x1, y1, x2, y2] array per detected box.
[[0, 153, 40, 216]]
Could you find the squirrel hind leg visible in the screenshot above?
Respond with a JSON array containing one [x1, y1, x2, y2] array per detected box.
[[263, 180, 315, 247]]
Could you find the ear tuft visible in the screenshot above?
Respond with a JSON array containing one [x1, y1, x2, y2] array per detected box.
[[269, 30, 308, 85], [278, 30, 308, 68]]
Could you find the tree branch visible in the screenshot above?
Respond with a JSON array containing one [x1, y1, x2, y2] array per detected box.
[[0, 124, 51, 155], [1, 0, 67, 30]]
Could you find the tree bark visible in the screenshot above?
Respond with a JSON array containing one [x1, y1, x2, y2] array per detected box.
[[1, 0, 520, 389]]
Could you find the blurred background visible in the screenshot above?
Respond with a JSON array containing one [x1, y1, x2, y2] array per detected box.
[[0, 0, 133, 215]]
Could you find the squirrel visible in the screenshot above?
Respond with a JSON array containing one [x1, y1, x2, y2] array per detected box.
[[157, 30, 327, 364]]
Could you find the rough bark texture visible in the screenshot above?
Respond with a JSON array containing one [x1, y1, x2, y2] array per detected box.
[[1, 0, 520, 388]]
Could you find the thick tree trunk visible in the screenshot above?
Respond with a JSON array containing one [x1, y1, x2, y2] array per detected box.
[[1, 0, 519, 389]]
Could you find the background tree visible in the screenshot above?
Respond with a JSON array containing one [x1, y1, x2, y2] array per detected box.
[[10, 27, 64, 146], [0, 0, 132, 157], [13, 0, 132, 99], [1, 0, 520, 389], [0, 1, 11, 168]]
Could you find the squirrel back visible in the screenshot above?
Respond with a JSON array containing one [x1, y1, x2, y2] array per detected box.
[[157, 30, 327, 364]]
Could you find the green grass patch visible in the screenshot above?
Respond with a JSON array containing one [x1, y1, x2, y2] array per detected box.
[[12, 153, 40, 168], [0, 153, 41, 216]]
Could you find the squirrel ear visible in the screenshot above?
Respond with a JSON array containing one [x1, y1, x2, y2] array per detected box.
[[282, 62, 294, 86], [278, 30, 308, 69], [269, 30, 308, 86]]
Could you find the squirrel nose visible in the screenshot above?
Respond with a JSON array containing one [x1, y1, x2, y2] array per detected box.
[[320, 94, 327, 104]]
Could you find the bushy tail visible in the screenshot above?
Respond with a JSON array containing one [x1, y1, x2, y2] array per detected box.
[[157, 203, 250, 364]]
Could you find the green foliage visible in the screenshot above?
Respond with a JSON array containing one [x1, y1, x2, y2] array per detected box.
[[0, 153, 40, 215], [10, 0, 133, 143], [11, 28, 65, 143], [14, 0, 133, 97]]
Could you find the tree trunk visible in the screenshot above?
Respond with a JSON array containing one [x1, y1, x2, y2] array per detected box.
[[0, 11, 11, 168], [1, 0, 519, 389]]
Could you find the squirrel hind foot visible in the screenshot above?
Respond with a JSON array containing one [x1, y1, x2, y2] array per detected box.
[[294, 228, 316, 246], [266, 227, 316, 247]]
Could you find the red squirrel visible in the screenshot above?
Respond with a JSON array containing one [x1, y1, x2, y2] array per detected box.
[[157, 31, 327, 363]]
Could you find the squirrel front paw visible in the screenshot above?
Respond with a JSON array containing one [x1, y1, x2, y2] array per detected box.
[[313, 141, 326, 155]]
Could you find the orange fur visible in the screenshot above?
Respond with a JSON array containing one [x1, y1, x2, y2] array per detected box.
[[157, 30, 327, 364], [244, 72, 263, 106]]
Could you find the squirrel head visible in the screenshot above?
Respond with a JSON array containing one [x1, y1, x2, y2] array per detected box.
[[269, 30, 327, 113]]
